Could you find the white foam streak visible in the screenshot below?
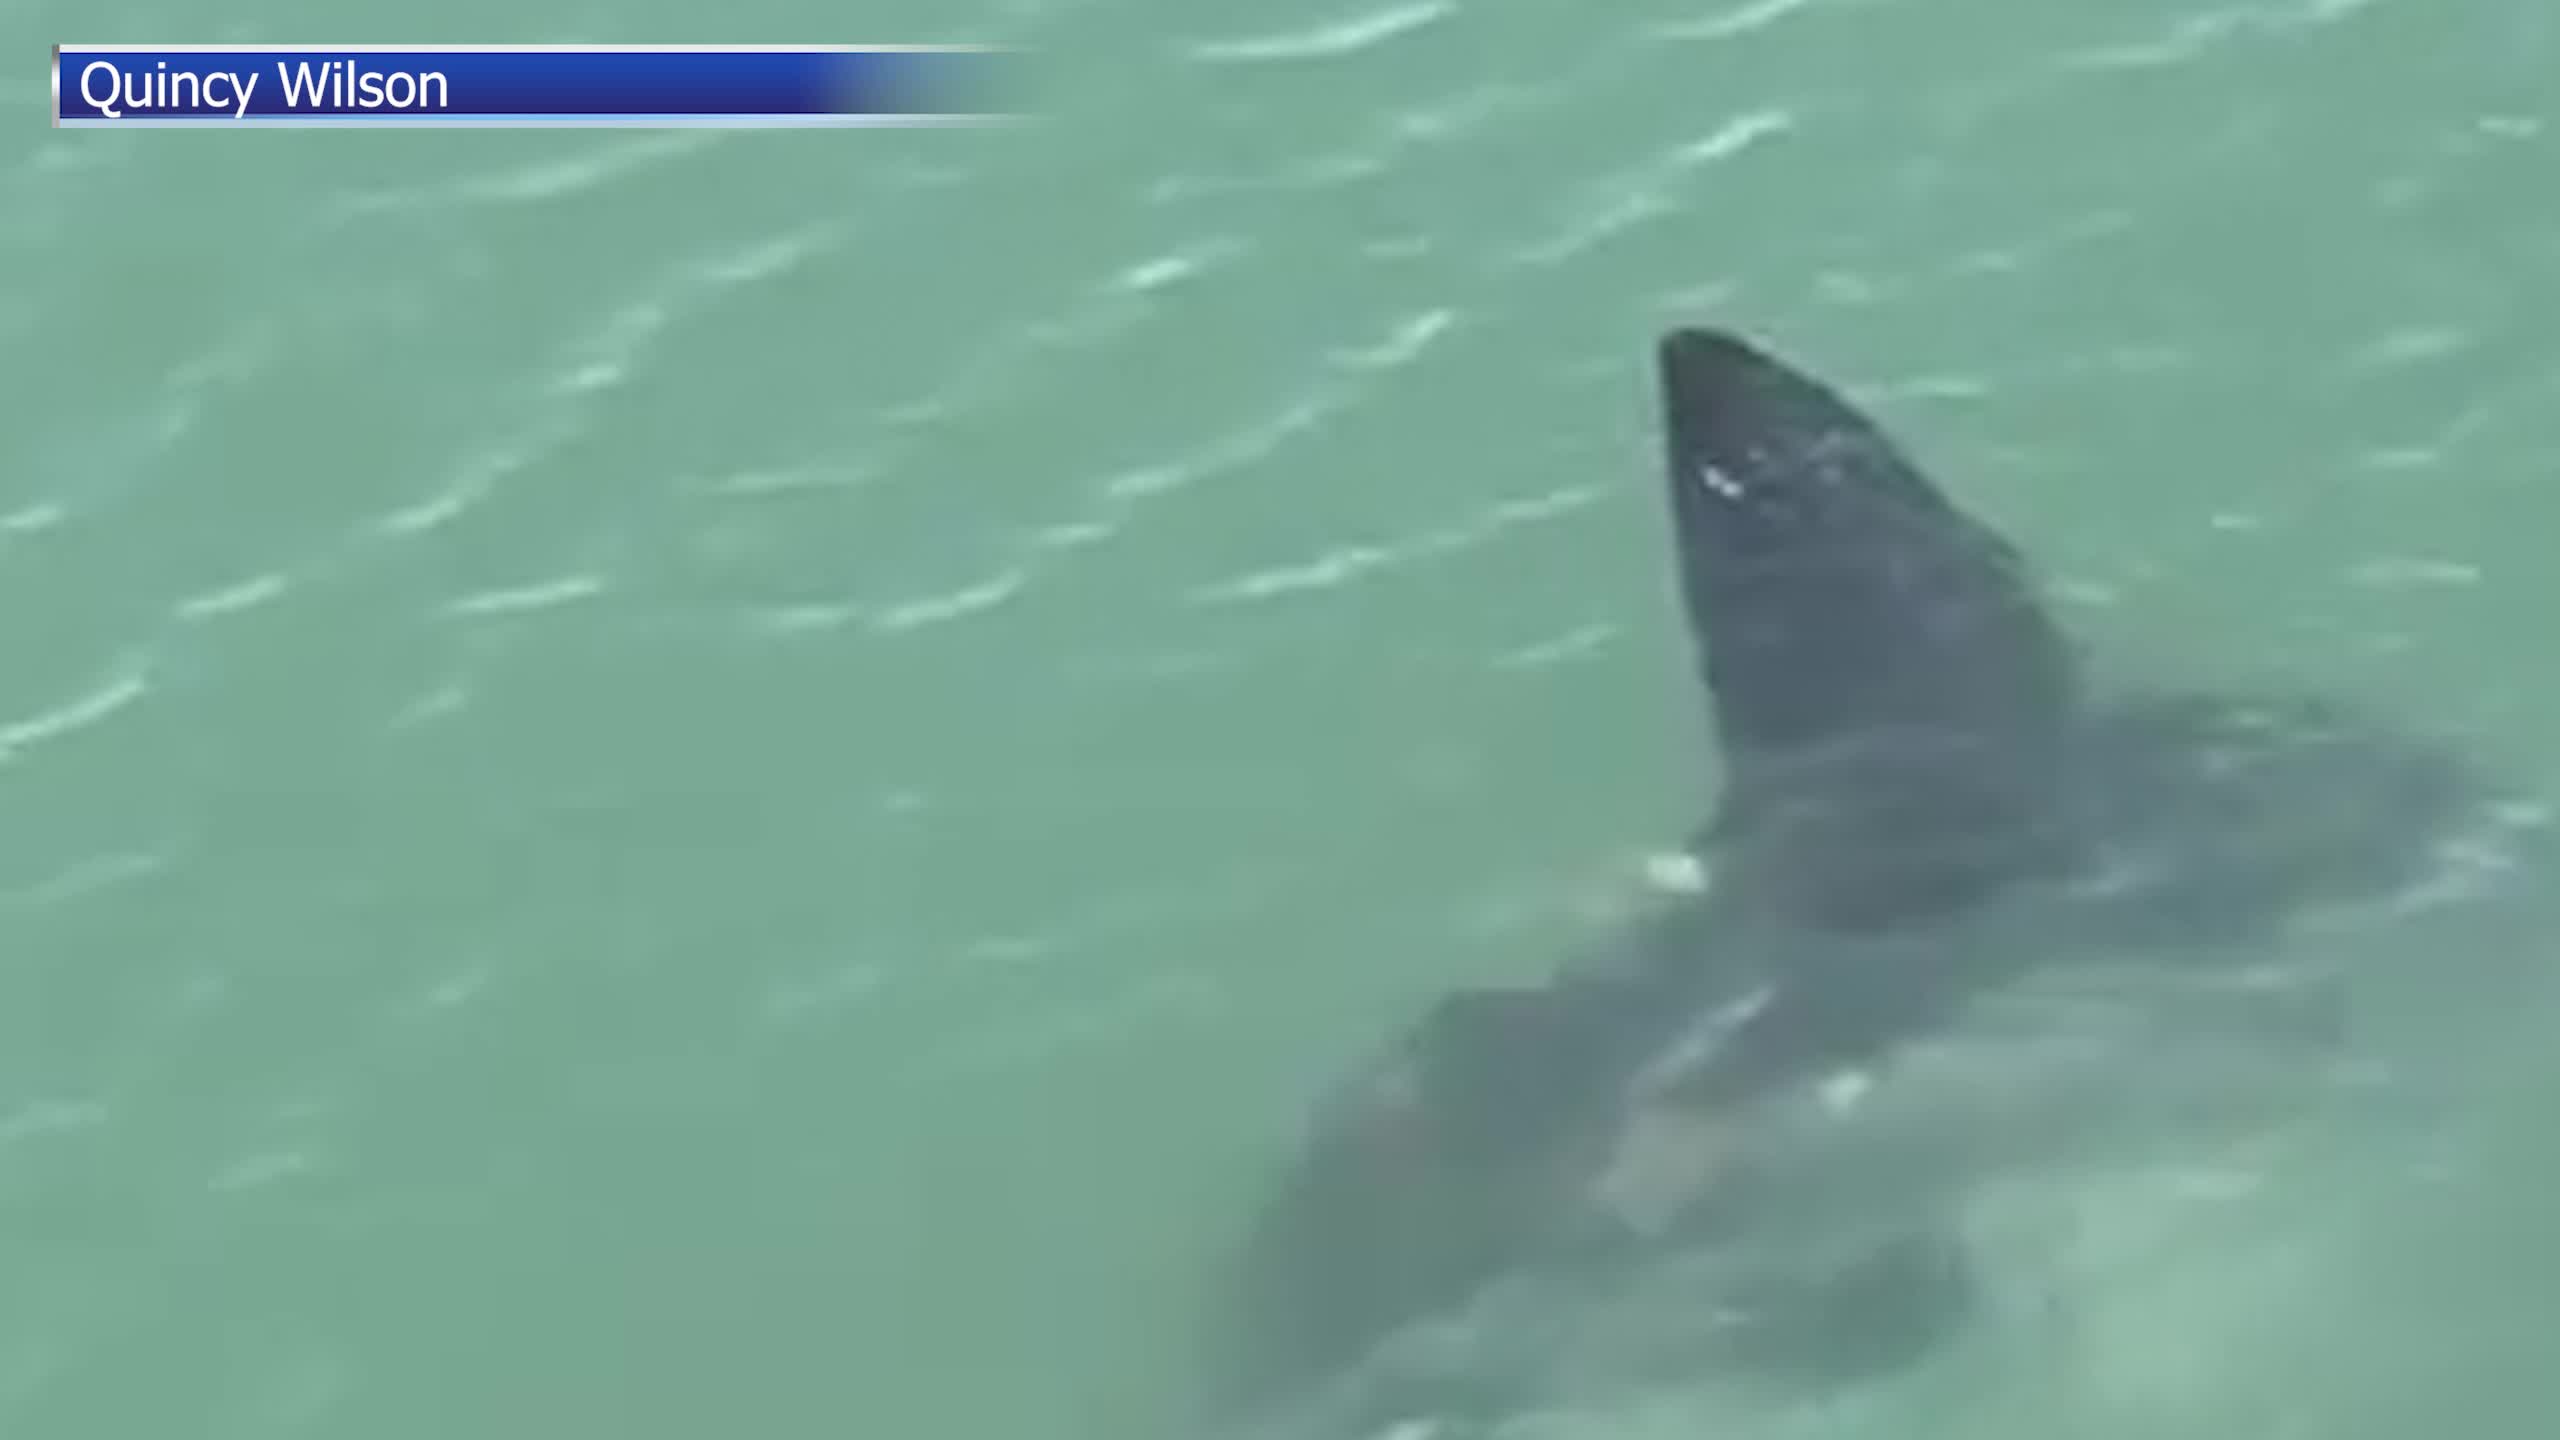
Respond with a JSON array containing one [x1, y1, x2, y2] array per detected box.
[[1188, 1, 1453, 63]]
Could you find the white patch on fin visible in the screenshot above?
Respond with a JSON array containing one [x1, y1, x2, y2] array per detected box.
[[1639, 848, 1713, 895], [1817, 1067, 1874, 1115], [1694, 460, 1746, 499]]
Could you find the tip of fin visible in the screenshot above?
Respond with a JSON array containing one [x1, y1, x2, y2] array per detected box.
[[1656, 326, 1781, 384], [1654, 326, 1952, 530]]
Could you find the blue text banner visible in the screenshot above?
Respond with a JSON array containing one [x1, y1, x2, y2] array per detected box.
[[52, 45, 1008, 127]]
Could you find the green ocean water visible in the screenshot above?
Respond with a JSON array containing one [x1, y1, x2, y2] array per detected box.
[[4, 1, 2557, 1436]]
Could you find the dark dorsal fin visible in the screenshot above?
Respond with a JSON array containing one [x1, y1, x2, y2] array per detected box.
[[1655, 328, 2082, 929]]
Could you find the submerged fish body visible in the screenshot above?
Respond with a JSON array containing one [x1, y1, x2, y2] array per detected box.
[[1207, 328, 2546, 1439]]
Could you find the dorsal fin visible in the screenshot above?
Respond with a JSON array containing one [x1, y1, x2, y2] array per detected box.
[[1655, 328, 2082, 928]]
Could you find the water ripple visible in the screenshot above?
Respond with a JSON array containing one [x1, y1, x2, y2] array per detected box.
[[1508, 109, 1797, 268], [550, 298, 672, 398], [1196, 544, 1399, 604], [747, 333, 1402, 636], [2062, 0, 2401, 73], [870, 568, 1027, 633], [546, 223, 846, 406], [2345, 557, 2484, 590], [2062, 8, 2258, 71], [757, 965, 890, 1028], [0, 502, 64, 536], [1193, 482, 1606, 606], [689, 464, 871, 501], [749, 567, 1035, 639], [746, 601, 866, 637], [375, 418, 575, 538], [1144, 81, 1539, 203], [0, 1099, 108, 1148], [388, 682, 471, 731], [1655, 0, 1824, 42], [1186, 0, 1454, 64], [323, 133, 720, 225], [1098, 387, 1351, 507], [441, 572, 610, 619], [174, 571, 292, 623], [1, 850, 170, 911], [1286, 81, 1545, 191], [209, 1148, 320, 1194], [0, 660, 151, 762], [688, 222, 846, 290], [1108, 237, 1249, 295], [854, 237, 1253, 471], [1330, 308, 1458, 373], [2351, 326, 2472, 369], [1026, 518, 1120, 552], [1489, 623, 1621, 671]]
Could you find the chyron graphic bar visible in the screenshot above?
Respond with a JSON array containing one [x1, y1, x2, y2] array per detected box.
[[52, 45, 1011, 128]]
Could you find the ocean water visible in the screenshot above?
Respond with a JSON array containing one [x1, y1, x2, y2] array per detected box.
[[3, 1, 2556, 1437]]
